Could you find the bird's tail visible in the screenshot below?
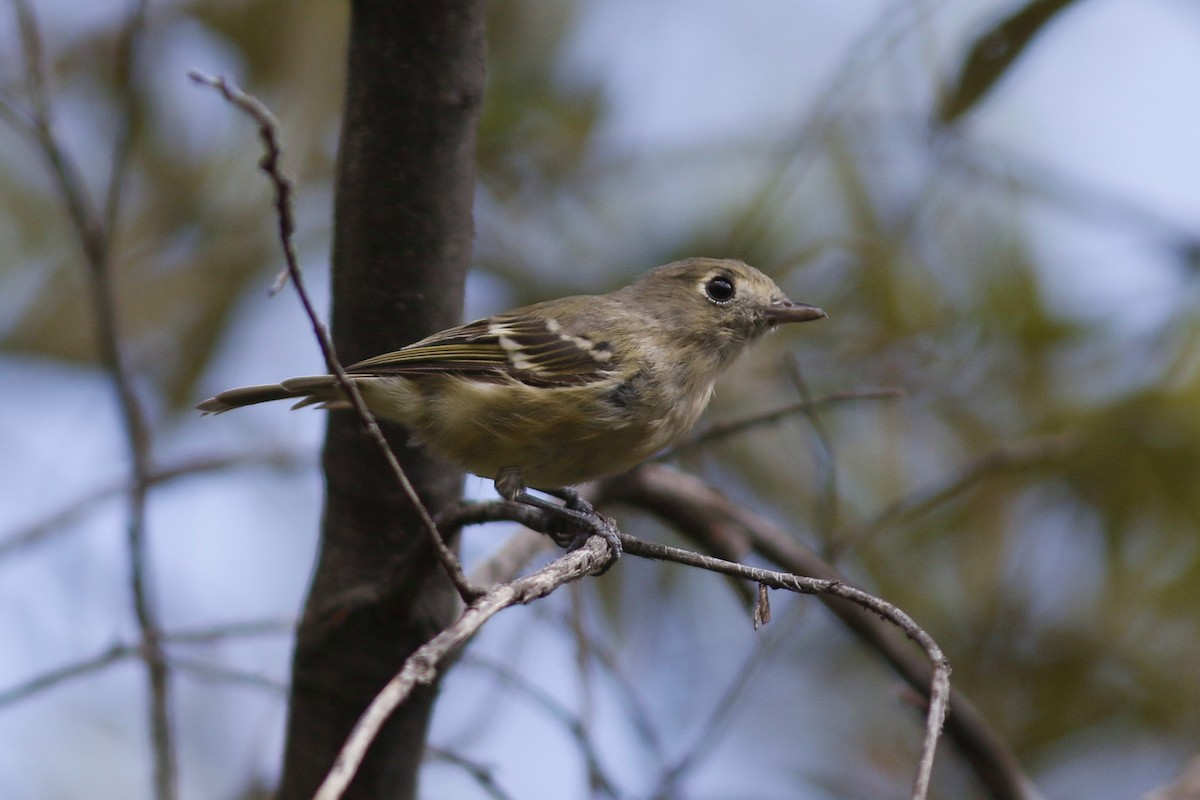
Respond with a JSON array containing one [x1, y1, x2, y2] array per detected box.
[[197, 375, 347, 414]]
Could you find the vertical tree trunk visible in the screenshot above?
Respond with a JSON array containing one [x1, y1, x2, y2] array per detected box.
[[277, 2, 485, 798]]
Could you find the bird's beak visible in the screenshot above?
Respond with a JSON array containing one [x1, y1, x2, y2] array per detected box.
[[764, 299, 827, 324]]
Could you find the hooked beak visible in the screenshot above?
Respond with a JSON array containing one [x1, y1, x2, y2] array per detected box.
[[764, 299, 827, 325]]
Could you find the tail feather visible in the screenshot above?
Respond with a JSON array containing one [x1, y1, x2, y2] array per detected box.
[[197, 376, 340, 414]]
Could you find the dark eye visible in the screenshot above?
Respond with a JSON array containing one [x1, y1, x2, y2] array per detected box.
[[705, 275, 736, 304]]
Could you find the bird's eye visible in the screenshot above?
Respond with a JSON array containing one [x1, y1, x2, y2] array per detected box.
[[704, 275, 736, 304]]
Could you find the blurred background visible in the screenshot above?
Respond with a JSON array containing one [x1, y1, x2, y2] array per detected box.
[[2, 0, 1199, 798]]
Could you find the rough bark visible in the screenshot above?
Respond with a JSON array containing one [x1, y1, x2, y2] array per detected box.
[[278, 2, 485, 798]]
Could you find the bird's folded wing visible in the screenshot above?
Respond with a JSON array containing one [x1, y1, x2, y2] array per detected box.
[[346, 314, 618, 387]]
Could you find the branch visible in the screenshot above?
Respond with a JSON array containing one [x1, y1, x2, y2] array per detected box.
[[530, 604, 669, 771], [0, 449, 308, 559], [598, 464, 1045, 800], [103, 0, 149, 233], [187, 71, 482, 603], [424, 746, 517, 800], [616, 533, 950, 800], [9, 2, 175, 795], [336, 492, 951, 800], [651, 610, 796, 796], [313, 532, 618, 800], [0, 643, 131, 709], [853, 433, 1079, 543], [784, 355, 848, 545], [660, 387, 902, 459], [463, 655, 622, 799], [0, 617, 292, 709]]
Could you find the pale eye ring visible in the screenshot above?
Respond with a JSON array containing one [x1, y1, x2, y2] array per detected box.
[[704, 275, 736, 304]]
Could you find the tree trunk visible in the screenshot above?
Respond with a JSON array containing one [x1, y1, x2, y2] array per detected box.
[[277, 2, 485, 798]]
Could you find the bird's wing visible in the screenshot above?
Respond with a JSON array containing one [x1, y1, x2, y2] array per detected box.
[[347, 313, 618, 387]]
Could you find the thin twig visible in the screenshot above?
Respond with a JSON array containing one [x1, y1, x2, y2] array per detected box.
[[0, 618, 293, 710], [728, 1, 937, 255], [464, 655, 623, 799], [536, 606, 668, 771], [852, 433, 1079, 544], [165, 617, 295, 644], [784, 356, 843, 549], [0, 643, 131, 709], [617, 534, 949, 800], [600, 465, 1043, 800], [187, 70, 483, 603], [468, 529, 554, 587], [103, 0, 149, 235], [650, 610, 798, 799], [11, 2, 176, 796], [563, 584, 615, 796], [330, 492, 951, 800], [313, 532, 619, 800], [169, 657, 287, 694], [425, 746, 518, 800], [0, 449, 308, 559], [660, 388, 902, 459]]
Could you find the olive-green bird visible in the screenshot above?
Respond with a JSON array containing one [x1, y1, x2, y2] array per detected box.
[[199, 257, 825, 511]]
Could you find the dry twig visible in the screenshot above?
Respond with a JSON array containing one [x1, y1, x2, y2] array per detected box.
[[313, 533, 619, 800], [187, 71, 482, 603], [600, 464, 1044, 800], [7, 1, 174, 795]]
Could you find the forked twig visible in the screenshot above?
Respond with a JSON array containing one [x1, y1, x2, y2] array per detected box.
[[319, 496, 950, 800], [313, 534, 617, 800]]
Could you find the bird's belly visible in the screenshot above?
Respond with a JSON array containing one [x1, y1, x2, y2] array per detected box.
[[366, 375, 704, 488]]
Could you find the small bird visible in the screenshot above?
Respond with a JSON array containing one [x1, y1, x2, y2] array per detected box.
[[199, 257, 825, 520]]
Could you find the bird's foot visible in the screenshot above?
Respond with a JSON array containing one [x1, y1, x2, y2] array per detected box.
[[494, 472, 621, 571]]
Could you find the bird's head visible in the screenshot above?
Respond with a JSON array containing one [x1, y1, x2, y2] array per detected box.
[[632, 258, 826, 360]]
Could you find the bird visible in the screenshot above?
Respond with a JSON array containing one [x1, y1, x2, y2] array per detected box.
[[199, 257, 825, 531]]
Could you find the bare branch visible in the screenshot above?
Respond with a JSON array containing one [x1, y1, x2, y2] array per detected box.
[[166, 617, 295, 645], [651, 610, 797, 799], [784, 355, 845, 547], [600, 465, 1044, 800], [9, 2, 175, 794], [0, 449, 308, 559], [534, 605, 670, 771], [853, 433, 1079, 543], [463, 528, 553, 587], [103, 0, 149, 233], [424, 746, 518, 800], [464, 655, 623, 799], [169, 657, 287, 695], [660, 388, 902, 459], [0, 618, 292, 710], [728, 1, 936, 254], [428, 493, 951, 799], [313, 533, 618, 800], [187, 71, 482, 603], [615, 533, 949, 800], [0, 643, 131, 709]]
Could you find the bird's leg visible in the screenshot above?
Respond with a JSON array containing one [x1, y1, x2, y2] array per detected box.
[[535, 485, 623, 565], [493, 470, 622, 562], [493, 469, 578, 544], [543, 486, 595, 515]]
